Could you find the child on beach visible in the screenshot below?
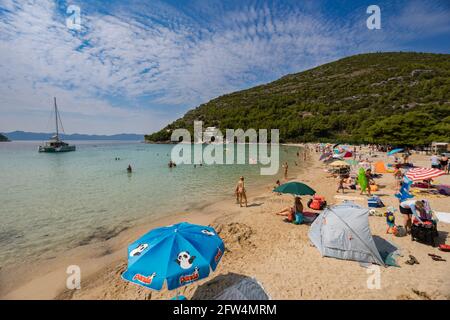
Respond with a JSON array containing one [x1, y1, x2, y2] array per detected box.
[[235, 176, 248, 207], [385, 208, 396, 234]]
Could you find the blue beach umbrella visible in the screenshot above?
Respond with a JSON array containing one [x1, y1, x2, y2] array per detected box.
[[122, 222, 225, 292], [387, 148, 404, 156]]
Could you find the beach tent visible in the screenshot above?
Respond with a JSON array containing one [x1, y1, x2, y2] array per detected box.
[[374, 161, 388, 173], [213, 277, 270, 300], [308, 202, 385, 266]]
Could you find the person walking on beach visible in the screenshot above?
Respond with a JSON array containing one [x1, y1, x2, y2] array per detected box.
[[393, 165, 403, 191], [402, 151, 410, 165], [431, 153, 440, 169], [282, 162, 289, 180], [439, 154, 448, 171], [235, 176, 247, 207], [337, 175, 346, 194]]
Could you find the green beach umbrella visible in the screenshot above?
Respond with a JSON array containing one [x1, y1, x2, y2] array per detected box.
[[273, 181, 316, 196]]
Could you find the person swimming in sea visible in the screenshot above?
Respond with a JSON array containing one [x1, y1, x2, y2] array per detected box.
[[168, 160, 177, 168], [282, 162, 289, 180]]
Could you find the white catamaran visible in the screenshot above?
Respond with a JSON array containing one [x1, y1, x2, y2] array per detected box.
[[38, 98, 76, 153]]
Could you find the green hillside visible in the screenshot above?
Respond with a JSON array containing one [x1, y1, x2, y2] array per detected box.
[[0, 133, 9, 142], [146, 52, 450, 146]]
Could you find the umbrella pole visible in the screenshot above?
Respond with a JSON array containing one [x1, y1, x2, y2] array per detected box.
[[176, 288, 179, 300]]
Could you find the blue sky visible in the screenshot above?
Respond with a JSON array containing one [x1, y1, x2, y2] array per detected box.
[[0, 0, 449, 134]]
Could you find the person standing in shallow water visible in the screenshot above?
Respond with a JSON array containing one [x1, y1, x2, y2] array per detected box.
[[235, 176, 248, 207], [282, 162, 289, 180], [127, 164, 132, 173]]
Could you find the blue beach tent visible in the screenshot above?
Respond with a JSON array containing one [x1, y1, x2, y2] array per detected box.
[[309, 202, 385, 266]]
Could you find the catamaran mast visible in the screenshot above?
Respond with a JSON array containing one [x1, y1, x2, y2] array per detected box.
[[54, 97, 59, 140]]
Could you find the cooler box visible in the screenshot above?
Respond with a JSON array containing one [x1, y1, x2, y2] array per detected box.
[[368, 196, 384, 208]]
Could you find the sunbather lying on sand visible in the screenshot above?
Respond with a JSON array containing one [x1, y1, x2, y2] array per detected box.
[[274, 197, 303, 223]]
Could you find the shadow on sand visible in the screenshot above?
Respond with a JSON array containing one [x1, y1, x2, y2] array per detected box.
[[191, 273, 269, 300]]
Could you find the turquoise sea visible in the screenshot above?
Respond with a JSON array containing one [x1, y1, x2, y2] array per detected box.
[[0, 141, 301, 269]]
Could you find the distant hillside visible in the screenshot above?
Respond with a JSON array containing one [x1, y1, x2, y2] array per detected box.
[[146, 52, 450, 146], [0, 133, 9, 142], [4, 131, 143, 141]]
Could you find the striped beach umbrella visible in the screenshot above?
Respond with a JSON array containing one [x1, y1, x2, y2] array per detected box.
[[405, 167, 445, 181]]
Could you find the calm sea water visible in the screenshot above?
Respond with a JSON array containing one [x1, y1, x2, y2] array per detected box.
[[0, 141, 301, 268]]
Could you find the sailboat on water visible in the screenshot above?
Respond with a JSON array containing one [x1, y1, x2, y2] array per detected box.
[[38, 97, 76, 153]]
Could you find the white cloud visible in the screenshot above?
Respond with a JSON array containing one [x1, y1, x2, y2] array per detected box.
[[0, 0, 448, 134]]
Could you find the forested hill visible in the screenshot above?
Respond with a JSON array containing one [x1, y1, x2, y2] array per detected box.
[[0, 133, 9, 142], [146, 52, 450, 146]]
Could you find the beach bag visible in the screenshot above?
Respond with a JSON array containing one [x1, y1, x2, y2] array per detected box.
[[307, 195, 327, 210], [370, 184, 379, 192], [368, 196, 384, 208], [293, 213, 304, 225], [394, 226, 407, 237], [437, 185, 450, 196], [411, 223, 438, 247]]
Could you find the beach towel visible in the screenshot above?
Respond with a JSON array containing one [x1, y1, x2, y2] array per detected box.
[[302, 211, 319, 224], [334, 195, 365, 201], [435, 212, 450, 224], [437, 185, 450, 196]]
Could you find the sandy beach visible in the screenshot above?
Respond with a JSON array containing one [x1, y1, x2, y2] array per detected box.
[[1, 145, 449, 300]]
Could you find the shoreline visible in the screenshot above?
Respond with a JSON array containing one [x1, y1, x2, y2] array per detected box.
[[0, 145, 306, 299], [2, 145, 449, 300]]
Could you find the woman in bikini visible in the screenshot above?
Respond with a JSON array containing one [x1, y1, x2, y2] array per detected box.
[[274, 197, 304, 223], [235, 176, 248, 207]]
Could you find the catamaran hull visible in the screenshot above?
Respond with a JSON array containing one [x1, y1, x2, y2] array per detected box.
[[38, 146, 76, 153]]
